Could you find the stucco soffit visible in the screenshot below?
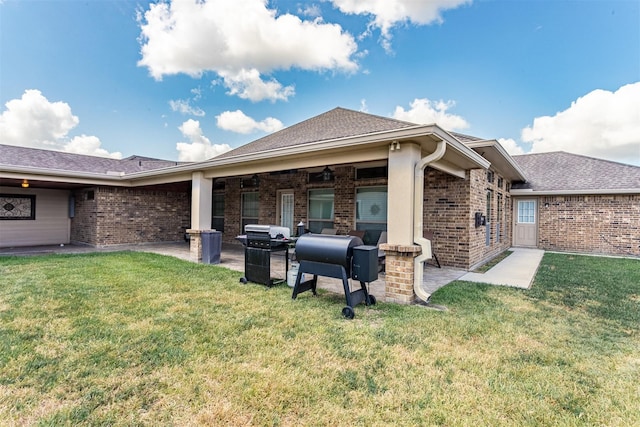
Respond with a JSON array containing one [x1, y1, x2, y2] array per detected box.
[[464, 140, 527, 181]]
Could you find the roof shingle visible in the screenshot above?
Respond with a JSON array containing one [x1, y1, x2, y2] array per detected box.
[[217, 107, 416, 158], [512, 151, 640, 191], [0, 144, 183, 174]]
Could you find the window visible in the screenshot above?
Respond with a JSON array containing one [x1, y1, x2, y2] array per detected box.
[[212, 192, 225, 232], [486, 189, 493, 246], [241, 192, 259, 233], [356, 186, 387, 245], [308, 189, 334, 233], [497, 193, 503, 242], [487, 171, 494, 183], [0, 194, 36, 220], [517, 200, 536, 224], [486, 189, 493, 222]]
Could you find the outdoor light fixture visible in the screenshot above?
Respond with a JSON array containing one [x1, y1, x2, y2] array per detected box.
[[322, 166, 333, 182], [21, 179, 29, 188], [251, 174, 260, 187], [389, 140, 401, 151]]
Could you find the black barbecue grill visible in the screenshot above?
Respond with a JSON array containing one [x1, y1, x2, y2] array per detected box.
[[292, 233, 378, 319], [238, 225, 291, 287]]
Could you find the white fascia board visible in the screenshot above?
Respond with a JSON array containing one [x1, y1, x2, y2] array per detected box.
[[510, 188, 640, 196]]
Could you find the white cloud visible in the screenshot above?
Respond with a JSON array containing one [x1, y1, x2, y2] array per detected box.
[[218, 68, 295, 102], [392, 98, 469, 131], [64, 135, 122, 159], [522, 82, 640, 165], [299, 4, 322, 18], [0, 89, 121, 158], [216, 110, 284, 134], [331, 0, 470, 51], [498, 138, 525, 156], [359, 99, 369, 113], [176, 119, 232, 161], [169, 99, 205, 116], [137, 0, 358, 101]]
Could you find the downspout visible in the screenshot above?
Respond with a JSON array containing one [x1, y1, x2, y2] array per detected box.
[[413, 140, 446, 303]]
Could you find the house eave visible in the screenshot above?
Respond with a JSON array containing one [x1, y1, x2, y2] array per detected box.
[[128, 124, 491, 180], [1, 125, 491, 186], [1, 165, 131, 186], [464, 140, 527, 181]]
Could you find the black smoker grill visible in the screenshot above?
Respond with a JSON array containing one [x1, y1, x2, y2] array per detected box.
[[238, 224, 291, 287], [292, 233, 378, 319]]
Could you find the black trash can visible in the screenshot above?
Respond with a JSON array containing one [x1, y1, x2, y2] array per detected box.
[[201, 231, 222, 264]]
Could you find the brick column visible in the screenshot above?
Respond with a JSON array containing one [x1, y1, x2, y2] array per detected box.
[[381, 243, 422, 304], [187, 229, 214, 262]]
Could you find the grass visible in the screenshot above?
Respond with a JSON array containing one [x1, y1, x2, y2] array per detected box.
[[0, 251, 638, 426], [473, 249, 513, 273]]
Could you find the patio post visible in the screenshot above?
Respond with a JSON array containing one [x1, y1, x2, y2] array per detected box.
[[187, 171, 213, 262], [384, 142, 422, 304]]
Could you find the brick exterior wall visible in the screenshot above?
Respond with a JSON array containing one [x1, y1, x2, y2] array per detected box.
[[333, 166, 356, 234], [71, 186, 190, 246], [68, 164, 517, 269], [217, 165, 515, 269], [70, 188, 98, 245], [219, 167, 385, 244], [424, 168, 512, 269], [423, 168, 471, 268], [537, 194, 640, 256], [223, 177, 242, 238]]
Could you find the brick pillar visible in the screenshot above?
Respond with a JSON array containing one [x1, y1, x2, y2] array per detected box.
[[381, 243, 422, 304], [187, 229, 214, 262]]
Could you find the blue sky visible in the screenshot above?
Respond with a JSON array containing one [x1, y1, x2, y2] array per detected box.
[[1, 0, 639, 165]]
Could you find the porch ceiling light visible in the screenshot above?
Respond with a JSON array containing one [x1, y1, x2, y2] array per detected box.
[[21, 179, 29, 188], [322, 166, 333, 182]]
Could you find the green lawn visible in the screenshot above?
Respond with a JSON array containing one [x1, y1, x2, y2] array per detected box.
[[1, 251, 638, 426]]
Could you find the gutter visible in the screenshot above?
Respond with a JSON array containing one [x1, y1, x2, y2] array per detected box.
[[413, 140, 447, 303]]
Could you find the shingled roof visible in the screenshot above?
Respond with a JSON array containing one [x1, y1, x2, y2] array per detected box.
[[217, 107, 417, 158], [512, 151, 640, 192], [0, 144, 182, 175]]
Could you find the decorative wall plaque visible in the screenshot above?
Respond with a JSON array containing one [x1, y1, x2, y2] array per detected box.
[[0, 194, 36, 220]]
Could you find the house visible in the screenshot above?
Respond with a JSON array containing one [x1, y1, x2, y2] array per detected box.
[[511, 151, 640, 256], [2, 107, 639, 303]]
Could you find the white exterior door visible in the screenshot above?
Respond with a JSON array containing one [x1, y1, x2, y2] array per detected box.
[[514, 199, 537, 247], [279, 191, 294, 234]]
